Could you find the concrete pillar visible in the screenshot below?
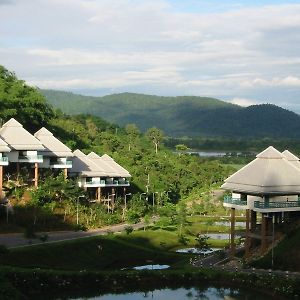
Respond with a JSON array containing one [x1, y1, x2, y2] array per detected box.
[[112, 187, 115, 210], [250, 210, 257, 232], [97, 187, 101, 202], [261, 214, 267, 254], [0, 165, 3, 199], [245, 209, 250, 258], [64, 168, 68, 180], [230, 207, 236, 257], [34, 162, 38, 188]]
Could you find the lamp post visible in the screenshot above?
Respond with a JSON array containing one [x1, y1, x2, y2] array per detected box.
[[140, 192, 147, 201], [271, 215, 275, 268], [266, 214, 275, 268], [124, 193, 132, 211], [152, 192, 159, 213]]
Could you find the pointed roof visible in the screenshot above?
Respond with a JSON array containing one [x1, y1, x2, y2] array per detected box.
[[34, 127, 73, 157], [222, 146, 300, 195], [101, 154, 131, 177], [70, 150, 107, 177], [282, 150, 300, 169], [0, 137, 11, 152], [87, 152, 119, 177], [0, 118, 44, 151]]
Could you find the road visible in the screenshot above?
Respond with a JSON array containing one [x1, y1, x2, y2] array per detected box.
[[0, 222, 146, 248]]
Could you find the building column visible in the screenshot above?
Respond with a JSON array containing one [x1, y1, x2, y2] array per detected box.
[[97, 187, 101, 202], [261, 213, 267, 254], [250, 210, 257, 232], [34, 162, 39, 188], [111, 187, 115, 211], [230, 207, 236, 257], [0, 165, 3, 199], [245, 209, 250, 258], [64, 168, 68, 180]]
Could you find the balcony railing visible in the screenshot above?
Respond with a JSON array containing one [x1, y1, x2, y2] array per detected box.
[[254, 200, 300, 209], [224, 196, 247, 206], [19, 155, 43, 162], [50, 160, 72, 167]]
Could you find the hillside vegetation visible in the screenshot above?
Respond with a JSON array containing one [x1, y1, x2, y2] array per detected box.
[[0, 65, 233, 231], [42, 89, 300, 138]]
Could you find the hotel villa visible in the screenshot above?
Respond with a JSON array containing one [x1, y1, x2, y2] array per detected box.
[[0, 118, 130, 208]]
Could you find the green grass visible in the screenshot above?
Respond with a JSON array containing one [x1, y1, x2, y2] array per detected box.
[[0, 230, 194, 271]]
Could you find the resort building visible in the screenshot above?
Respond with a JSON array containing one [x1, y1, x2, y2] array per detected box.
[[222, 146, 300, 257], [0, 137, 11, 197], [87, 152, 131, 204], [0, 118, 44, 188], [34, 127, 73, 178], [69, 150, 109, 202], [0, 118, 131, 208]]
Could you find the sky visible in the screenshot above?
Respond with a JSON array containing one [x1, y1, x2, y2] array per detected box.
[[1, 0, 300, 112]]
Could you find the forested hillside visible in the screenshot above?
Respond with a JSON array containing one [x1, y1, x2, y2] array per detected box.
[[0, 66, 232, 202], [42, 89, 300, 138]]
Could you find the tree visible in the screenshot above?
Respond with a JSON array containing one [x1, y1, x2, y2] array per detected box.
[[145, 127, 164, 154], [0, 65, 55, 132], [177, 202, 187, 236], [175, 144, 188, 151], [125, 123, 140, 151]]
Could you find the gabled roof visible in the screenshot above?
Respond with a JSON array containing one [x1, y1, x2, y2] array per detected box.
[[87, 152, 119, 177], [0, 137, 11, 153], [0, 118, 44, 151], [222, 146, 300, 195], [282, 150, 300, 169], [34, 127, 73, 157], [101, 154, 131, 177], [70, 149, 107, 177]]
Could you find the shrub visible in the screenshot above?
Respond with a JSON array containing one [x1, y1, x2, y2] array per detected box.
[[124, 225, 133, 235]]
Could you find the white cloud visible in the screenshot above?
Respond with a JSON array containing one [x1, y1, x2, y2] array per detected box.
[[1, 1, 300, 111], [229, 97, 258, 107]]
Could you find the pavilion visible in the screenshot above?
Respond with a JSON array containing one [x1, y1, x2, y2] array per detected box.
[[222, 146, 300, 257]]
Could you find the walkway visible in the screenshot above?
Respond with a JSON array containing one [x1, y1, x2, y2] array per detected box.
[[0, 222, 145, 248]]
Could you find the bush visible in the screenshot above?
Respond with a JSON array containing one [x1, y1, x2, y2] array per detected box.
[[124, 225, 133, 235]]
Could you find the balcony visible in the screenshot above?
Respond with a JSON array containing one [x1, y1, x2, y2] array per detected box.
[[18, 155, 43, 163], [105, 179, 130, 186], [224, 195, 247, 206], [0, 156, 9, 166], [254, 200, 300, 210], [50, 160, 72, 169]]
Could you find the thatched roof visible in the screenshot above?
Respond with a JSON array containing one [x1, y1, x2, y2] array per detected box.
[[35, 127, 73, 157], [222, 146, 300, 195]]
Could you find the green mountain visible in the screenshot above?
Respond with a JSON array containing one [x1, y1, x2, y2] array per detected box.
[[41, 89, 300, 138]]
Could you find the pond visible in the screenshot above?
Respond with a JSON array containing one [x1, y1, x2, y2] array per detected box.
[[176, 247, 221, 254], [70, 286, 281, 299], [214, 221, 246, 227], [132, 264, 170, 270], [206, 233, 241, 240]]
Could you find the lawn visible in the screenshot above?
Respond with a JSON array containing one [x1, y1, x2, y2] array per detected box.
[[0, 230, 194, 271]]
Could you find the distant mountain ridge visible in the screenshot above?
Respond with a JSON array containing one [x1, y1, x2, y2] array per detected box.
[[41, 89, 300, 138]]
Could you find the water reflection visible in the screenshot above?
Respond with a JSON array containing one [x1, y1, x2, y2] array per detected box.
[[176, 247, 220, 254], [71, 286, 277, 300]]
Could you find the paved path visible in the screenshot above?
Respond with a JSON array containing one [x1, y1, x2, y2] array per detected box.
[[0, 222, 145, 248]]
